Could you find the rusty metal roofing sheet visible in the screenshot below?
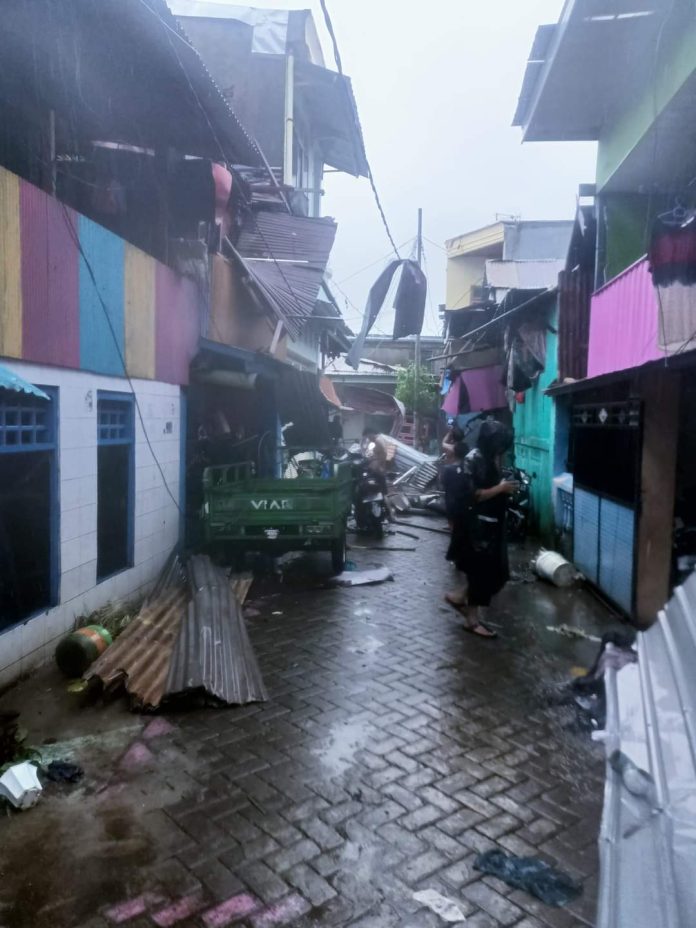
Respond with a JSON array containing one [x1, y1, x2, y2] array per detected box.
[[87, 556, 264, 710], [166, 556, 268, 706], [86, 587, 188, 710], [598, 569, 696, 928], [236, 212, 337, 336]]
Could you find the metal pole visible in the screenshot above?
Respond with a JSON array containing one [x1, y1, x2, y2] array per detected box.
[[414, 207, 423, 449]]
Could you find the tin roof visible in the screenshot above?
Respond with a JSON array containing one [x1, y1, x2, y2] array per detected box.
[[167, 556, 267, 706], [598, 569, 696, 927], [0, 364, 50, 401], [0, 0, 262, 166], [87, 555, 266, 709], [236, 212, 338, 337]]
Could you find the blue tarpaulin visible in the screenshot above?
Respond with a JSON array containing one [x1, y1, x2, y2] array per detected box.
[[0, 365, 50, 401]]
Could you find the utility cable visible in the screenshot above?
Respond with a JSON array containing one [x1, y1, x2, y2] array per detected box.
[[318, 0, 402, 261], [60, 204, 185, 516]]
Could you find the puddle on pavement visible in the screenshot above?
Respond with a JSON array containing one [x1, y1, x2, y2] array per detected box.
[[314, 719, 371, 775]]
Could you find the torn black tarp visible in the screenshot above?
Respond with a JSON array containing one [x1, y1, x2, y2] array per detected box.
[[346, 260, 426, 369]]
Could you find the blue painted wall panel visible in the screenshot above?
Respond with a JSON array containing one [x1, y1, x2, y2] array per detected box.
[[78, 215, 125, 376], [574, 489, 600, 583], [598, 499, 635, 614]]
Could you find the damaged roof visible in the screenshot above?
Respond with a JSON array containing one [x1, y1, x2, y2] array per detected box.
[[235, 211, 338, 337]]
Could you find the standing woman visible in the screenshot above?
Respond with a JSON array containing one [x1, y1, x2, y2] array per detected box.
[[448, 420, 518, 639]]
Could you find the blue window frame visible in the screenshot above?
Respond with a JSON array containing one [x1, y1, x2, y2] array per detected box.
[[0, 387, 59, 631], [96, 392, 134, 580]]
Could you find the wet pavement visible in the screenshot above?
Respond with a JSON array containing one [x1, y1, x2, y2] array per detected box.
[[0, 520, 625, 928]]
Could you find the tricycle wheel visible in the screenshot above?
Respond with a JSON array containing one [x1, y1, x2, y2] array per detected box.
[[331, 532, 347, 574]]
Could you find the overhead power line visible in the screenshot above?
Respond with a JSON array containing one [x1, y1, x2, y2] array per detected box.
[[318, 0, 402, 261]]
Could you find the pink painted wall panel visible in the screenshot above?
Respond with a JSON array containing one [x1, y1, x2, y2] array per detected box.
[[155, 264, 200, 385], [20, 181, 80, 368], [587, 257, 662, 378]]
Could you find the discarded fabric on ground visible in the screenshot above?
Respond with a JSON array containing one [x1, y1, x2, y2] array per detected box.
[[474, 849, 582, 907]]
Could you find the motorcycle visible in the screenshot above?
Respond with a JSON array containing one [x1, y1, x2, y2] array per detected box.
[[349, 445, 389, 537], [505, 465, 532, 542]]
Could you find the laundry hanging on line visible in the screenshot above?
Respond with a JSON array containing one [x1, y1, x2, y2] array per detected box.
[[648, 213, 696, 353], [345, 259, 426, 369]]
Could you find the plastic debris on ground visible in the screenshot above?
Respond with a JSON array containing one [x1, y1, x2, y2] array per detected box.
[[413, 888, 467, 922], [0, 761, 43, 810], [534, 549, 578, 587], [546, 623, 601, 643], [86, 553, 267, 710], [42, 760, 84, 784], [331, 566, 394, 587], [474, 849, 582, 907]]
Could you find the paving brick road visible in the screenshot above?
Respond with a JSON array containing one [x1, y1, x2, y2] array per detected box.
[[0, 526, 616, 928]]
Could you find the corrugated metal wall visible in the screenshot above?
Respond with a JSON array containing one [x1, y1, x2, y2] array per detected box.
[[588, 258, 661, 378], [0, 170, 22, 358], [78, 215, 125, 376], [558, 267, 592, 381]]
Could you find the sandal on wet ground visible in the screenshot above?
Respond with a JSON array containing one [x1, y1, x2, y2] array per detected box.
[[463, 622, 498, 639]]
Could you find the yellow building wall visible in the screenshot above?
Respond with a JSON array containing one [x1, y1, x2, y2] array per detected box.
[[0, 170, 23, 358], [445, 254, 486, 310], [124, 243, 156, 379]]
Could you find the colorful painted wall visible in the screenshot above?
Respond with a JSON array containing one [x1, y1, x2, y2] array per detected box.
[[513, 306, 559, 540], [0, 166, 200, 385]]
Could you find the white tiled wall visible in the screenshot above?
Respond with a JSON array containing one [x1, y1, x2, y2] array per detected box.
[[0, 361, 182, 687]]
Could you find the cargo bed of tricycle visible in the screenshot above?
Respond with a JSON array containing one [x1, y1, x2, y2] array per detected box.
[[202, 455, 353, 573]]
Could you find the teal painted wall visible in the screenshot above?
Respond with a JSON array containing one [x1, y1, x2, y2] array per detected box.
[[513, 306, 558, 541], [79, 215, 125, 376]]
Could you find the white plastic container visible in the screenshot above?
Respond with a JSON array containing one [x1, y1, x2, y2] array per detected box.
[[0, 761, 43, 809], [534, 549, 576, 588]]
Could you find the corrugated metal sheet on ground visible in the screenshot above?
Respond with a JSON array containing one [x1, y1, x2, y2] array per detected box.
[[86, 557, 263, 710], [598, 569, 696, 928], [167, 556, 267, 706], [86, 587, 189, 710]]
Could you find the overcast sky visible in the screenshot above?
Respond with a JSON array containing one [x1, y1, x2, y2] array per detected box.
[[239, 0, 597, 336]]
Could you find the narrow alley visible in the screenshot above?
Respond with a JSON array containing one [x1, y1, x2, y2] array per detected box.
[[0, 529, 613, 928]]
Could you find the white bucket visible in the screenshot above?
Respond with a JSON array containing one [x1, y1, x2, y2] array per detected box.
[[534, 549, 576, 588]]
